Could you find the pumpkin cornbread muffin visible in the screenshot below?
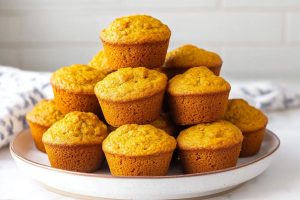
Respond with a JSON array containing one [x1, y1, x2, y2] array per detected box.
[[95, 67, 168, 127], [167, 67, 231, 125], [26, 99, 63, 152], [88, 50, 114, 75], [224, 99, 268, 157], [107, 113, 176, 135], [150, 113, 176, 135], [42, 111, 108, 172], [102, 124, 176, 176], [177, 120, 243, 173], [163, 44, 223, 78], [100, 15, 171, 69], [51, 64, 105, 115]]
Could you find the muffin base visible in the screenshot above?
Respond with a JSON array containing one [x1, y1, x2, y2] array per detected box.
[[27, 121, 48, 153], [44, 143, 103, 172], [102, 40, 169, 69], [104, 152, 173, 176], [240, 128, 266, 157], [169, 91, 230, 125], [162, 66, 221, 79], [98, 91, 164, 127], [179, 143, 242, 174], [52, 86, 101, 116]]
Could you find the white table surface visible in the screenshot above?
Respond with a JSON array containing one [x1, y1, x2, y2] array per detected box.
[[1, 107, 300, 200]]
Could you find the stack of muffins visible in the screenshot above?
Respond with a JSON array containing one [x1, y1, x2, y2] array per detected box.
[[26, 14, 268, 176]]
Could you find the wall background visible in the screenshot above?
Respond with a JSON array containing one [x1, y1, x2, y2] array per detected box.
[[0, 0, 300, 79]]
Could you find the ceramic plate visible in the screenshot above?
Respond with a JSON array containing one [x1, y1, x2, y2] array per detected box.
[[10, 129, 280, 199]]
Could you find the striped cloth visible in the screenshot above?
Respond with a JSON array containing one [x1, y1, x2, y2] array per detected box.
[[0, 66, 52, 149]]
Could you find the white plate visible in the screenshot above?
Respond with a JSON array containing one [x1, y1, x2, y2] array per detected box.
[[10, 129, 280, 199]]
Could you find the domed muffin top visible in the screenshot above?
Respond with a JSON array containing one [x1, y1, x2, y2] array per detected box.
[[224, 99, 268, 132], [26, 99, 63, 127], [102, 124, 176, 156], [100, 15, 171, 44], [95, 67, 167, 101], [177, 120, 243, 150], [164, 44, 222, 69], [42, 111, 108, 145], [51, 64, 106, 94], [168, 67, 230, 95], [88, 50, 114, 75]]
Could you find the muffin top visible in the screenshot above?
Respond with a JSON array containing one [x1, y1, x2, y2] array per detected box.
[[224, 99, 268, 132], [150, 113, 175, 135], [95, 67, 167, 101], [168, 67, 230, 95], [102, 124, 176, 156], [42, 111, 108, 145], [88, 50, 114, 75], [100, 15, 171, 44], [51, 64, 106, 94], [26, 99, 64, 127], [177, 120, 243, 150], [164, 44, 222, 69]]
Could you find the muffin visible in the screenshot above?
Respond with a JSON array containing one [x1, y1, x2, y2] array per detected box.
[[163, 44, 222, 78], [26, 99, 64, 152], [107, 113, 176, 135], [150, 113, 176, 135], [167, 67, 231, 125], [177, 120, 243, 173], [95, 67, 167, 127], [51, 64, 106, 115], [100, 15, 171, 69], [88, 50, 114, 75], [42, 111, 108, 172], [102, 124, 176, 176], [224, 99, 268, 157]]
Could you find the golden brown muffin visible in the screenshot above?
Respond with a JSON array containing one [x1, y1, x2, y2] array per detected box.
[[88, 50, 114, 75], [224, 99, 268, 157], [26, 99, 64, 152], [162, 44, 223, 78], [94, 67, 167, 127], [150, 113, 176, 135], [51, 64, 106, 115], [102, 124, 176, 176], [167, 67, 231, 125], [100, 15, 171, 69], [107, 113, 176, 135], [177, 120, 243, 173], [42, 111, 108, 172]]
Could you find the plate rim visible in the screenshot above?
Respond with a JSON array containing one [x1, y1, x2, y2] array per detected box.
[[10, 129, 280, 179]]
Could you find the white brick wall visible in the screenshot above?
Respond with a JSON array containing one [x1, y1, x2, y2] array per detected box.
[[0, 0, 299, 79], [287, 13, 300, 42]]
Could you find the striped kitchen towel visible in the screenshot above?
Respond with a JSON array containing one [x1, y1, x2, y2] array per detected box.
[[0, 66, 52, 149], [230, 81, 300, 111]]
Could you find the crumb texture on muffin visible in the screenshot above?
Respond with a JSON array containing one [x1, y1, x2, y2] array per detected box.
[[88, 50, 114, 74], [95, 67, 167, 101], [42, 111, 107, 145], [103, 124, 176, 156], [165, 44, 222, 69], [100, 15, 171, 44], [168, 67, 230, 95], [177, 120, 243, 150], [51, 64, 105, 94], [224, 99, 268, 132], [26, 99, 63, 127]]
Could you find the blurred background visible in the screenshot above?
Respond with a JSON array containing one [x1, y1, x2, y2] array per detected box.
[[0, 0, 300, 80]]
